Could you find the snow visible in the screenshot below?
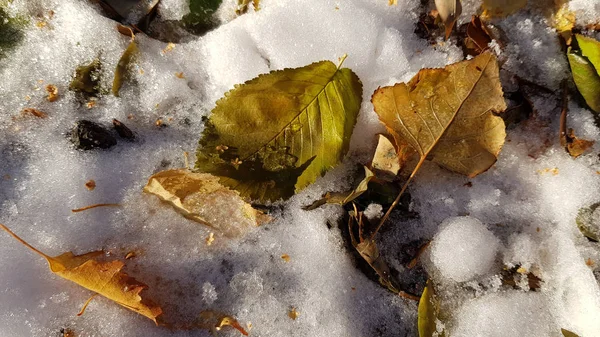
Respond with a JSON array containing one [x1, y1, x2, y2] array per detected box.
[[0, 0, 600, 336], [429, 216, 501, 283]]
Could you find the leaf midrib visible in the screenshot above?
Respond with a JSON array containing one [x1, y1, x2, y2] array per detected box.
[[241, 62, 341, 161], [416, 53, 493, 160]]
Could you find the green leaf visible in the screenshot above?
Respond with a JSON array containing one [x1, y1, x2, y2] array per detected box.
[[112, 40, 139, 97], [0, 6, 26, 60], [70, 59, 102, 96], [568, 35, 600, 113], [418, 280, 439, 337], [182, 0, 222, 34], [303, 166, 374, 210], [195, 59, 363, 202], [575, 202, 600, 242], [561, 328, 581, 337]]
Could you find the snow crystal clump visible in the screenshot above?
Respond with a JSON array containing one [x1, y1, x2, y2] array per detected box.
[[430, 216, 501, 282], [157, 0, 190, 21], [451, 291, 554, 337]]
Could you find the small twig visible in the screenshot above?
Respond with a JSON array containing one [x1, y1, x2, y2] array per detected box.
[[559, 80, 570, 148], [407, 241, 431, 269], [71, 203, 121, 213], [398, 291, 420, 301]]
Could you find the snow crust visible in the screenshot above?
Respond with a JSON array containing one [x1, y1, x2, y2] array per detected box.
[[0, 0, 599, 336]]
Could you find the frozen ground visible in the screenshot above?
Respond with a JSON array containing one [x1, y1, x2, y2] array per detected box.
[[0, 0, 600, 336]]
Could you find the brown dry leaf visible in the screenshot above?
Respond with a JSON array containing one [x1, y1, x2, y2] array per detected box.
[[372, 51, 505, 178], [303, 166, 374, 210], [371, 51, 505, 230], [0, 223, 162, 324], [144, 169, 270, 237], [85, 179, 96, 191], [21, 108, 48, 118], [348, 205, 399, 294], [197, 310, 249, 336], [481, 0, 527, 18], [465, 16, 493, 56], [46, 84, 59, 102], [559, 83, 595, 158], [435, 0, 462, 39]]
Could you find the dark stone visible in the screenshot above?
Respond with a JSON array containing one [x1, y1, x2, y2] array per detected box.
[[112, 118, 135, 140], [71, 120, 117, 150]]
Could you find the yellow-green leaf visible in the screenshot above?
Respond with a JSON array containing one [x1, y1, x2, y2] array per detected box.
[[418, 280, 438, 337], [195, 59, 363, 202], [372, 51, 506, 178], [568, 35, 600, 113], [561, 328, 581, 337], [112, 40, 139, 97]]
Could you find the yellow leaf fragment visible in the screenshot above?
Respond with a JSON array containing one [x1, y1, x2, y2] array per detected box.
[[281, 254, 291, 262], [481, 0, 527, 18], [197, 310, 249, 336], [144, 169, 270, 237], [206, 232, 215, 246], [388, 0, 398, 5], [112, 40, 139, 97], [46, 84, 58, 102], [418, 280, 440, 337], [288, 307, 299, 320], [21, 108, 48, 118], [0, 224, 162, 324]]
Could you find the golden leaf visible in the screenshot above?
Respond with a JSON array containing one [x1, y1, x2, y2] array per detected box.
[[371, 51, 505, 230], [372, 51, 506, 178], [481, 0, 527, 18], [112, 40, 139, 97], [144, 169, 270, 237], [0, 224, 162, 324]]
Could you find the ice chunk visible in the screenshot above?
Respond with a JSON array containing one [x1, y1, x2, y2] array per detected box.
[[430, 216, 501, 282]]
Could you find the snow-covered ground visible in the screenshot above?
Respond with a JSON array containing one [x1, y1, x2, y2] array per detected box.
[[1, 0, 600, 336]]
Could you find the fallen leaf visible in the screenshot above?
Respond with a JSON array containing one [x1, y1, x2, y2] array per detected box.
[[464, 16, 492, 56], [46, 84, 58, 102], [197, 310, 248, 336], [418, 280, 440, 337], [69, 59, 102, 96], [287, 307, 299, 320], [575, 202, 600, 242], [481, 0, 527, 18], [21, 108, 48, 118], [568, 34, 600, 113], [435, 0, 462, 39], [85, 179, 96, 191], [0, 223, 162, 324], [195, 58, 362, 202], [560, 82, 595, 158], [370, 134, 413, 181], [553, 2, 575, 42], [303, 166, 374, 210], [144, 169, 269, 237], [372, 51, 506, 228], [562, 328, 581, 337], [112, 40, 139, 97]]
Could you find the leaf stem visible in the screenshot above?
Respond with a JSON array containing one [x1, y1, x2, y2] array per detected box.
[[0, 223, 50, 259], [71, 203, 121, 213], [77, 293, 100, 316], [337, 54, 348, 69], [370, 157, 426, 241]]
